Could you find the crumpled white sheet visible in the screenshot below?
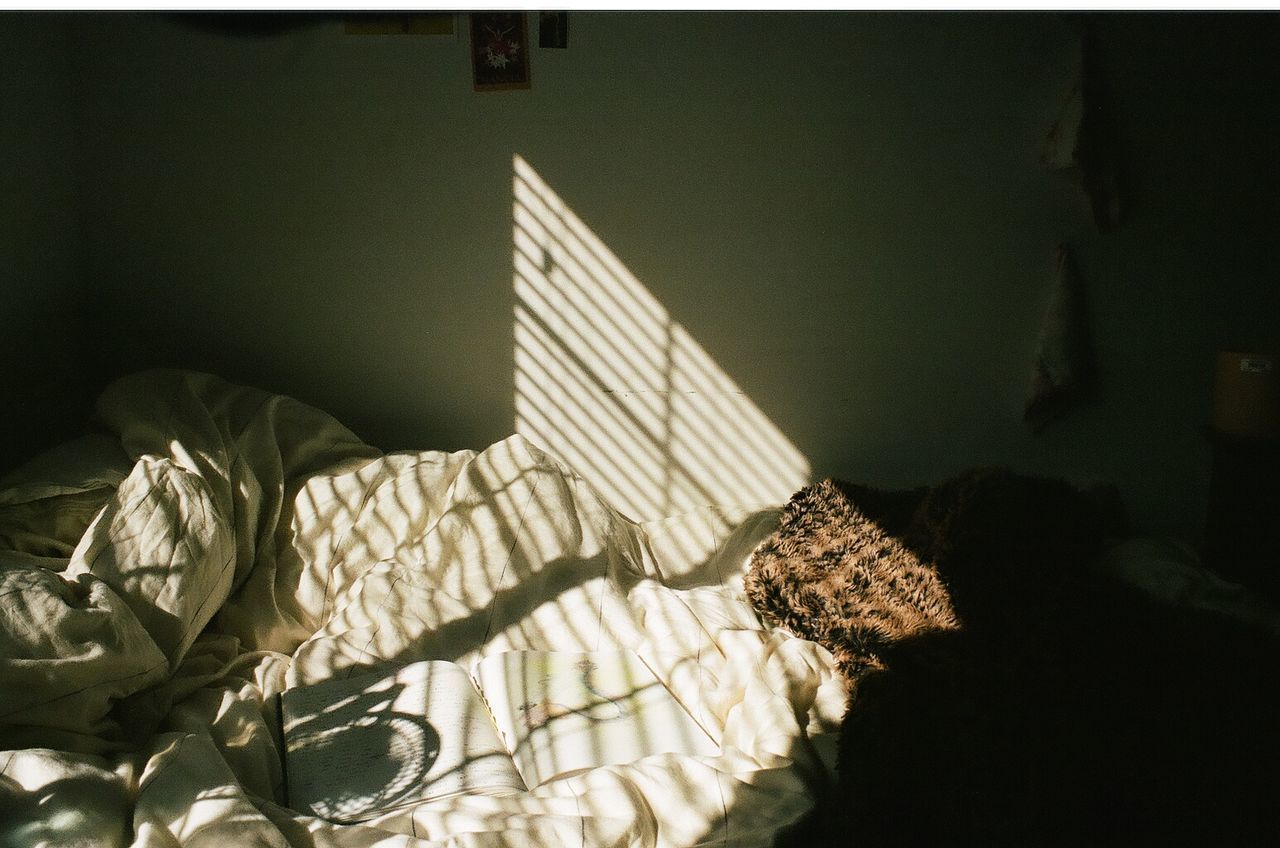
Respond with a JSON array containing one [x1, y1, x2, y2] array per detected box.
[[0, 370, 846, 848]]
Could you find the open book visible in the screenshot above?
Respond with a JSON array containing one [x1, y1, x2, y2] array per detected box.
[[280, 649, 720, 823]]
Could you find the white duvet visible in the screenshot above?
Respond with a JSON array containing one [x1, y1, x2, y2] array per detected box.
[[0, 370, 845, 848]]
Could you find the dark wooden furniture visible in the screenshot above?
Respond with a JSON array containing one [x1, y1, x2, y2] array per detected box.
[[1203, 433, 1280, 601]]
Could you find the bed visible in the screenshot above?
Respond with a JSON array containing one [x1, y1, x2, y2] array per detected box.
[[0, 369, 847, 848], [7, 369, 1279, 847]]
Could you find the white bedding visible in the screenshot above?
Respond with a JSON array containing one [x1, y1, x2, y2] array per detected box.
[[0, 370, 845, 848]]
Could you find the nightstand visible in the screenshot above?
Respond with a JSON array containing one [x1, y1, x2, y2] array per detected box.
[[1203, 433, 1280, 601]]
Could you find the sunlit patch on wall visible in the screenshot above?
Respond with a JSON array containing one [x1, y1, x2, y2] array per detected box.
[[512, 155, 810, 524]]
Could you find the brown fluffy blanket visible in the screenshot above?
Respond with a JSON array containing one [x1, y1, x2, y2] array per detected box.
[[743, 476, 957, 678], [749, 468, 1279, 846]]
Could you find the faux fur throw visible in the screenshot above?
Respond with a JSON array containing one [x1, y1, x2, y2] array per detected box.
[[742, 478, 956, 677], [743, 467, 1108, 680]]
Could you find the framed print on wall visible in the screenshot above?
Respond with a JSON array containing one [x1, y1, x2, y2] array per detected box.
[[471, 13, 530, 91]]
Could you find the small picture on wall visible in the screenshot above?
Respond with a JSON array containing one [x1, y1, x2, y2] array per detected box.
[[539, 12, 568, 49], [470, 13, 530, 91]]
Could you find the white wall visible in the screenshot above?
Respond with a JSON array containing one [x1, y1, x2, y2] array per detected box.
[[24, 12, 1280, 537]]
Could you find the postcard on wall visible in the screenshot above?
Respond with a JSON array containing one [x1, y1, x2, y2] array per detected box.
[[539, 13, 568, 49], [471, 12, 531, 91]]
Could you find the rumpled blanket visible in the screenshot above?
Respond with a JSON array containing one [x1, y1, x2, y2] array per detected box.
[[1, 369, 846, 848]]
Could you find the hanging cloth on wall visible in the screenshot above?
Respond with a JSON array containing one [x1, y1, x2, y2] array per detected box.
[[1024, 243, 1097, 432], [1041, 23, 1122, 233]]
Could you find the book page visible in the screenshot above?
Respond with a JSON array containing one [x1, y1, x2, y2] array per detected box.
[[281, 661, 526, 823], [473, 650, 720, 788]]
